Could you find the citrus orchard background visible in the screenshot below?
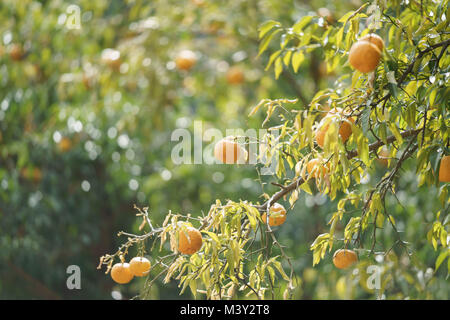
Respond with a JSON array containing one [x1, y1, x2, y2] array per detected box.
[[0, 0, 449, 300]]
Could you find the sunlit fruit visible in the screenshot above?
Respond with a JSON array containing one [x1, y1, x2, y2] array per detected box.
[[315, 108, 355, 148], [58, 137, 72, 152], [439, 155, 450, 182], [360, 33, 384, 52], [9, 44, 24, 61], [226, 66, 244, 85], [348, 39, 382, 73], [191, 0, 206, 7], [214, 137, 248, 164], [175, 50, 196, 71], [110, 262, 134, 284], [178, 226, 203, 255], [261, 203, 287, 227], [306, 158, 331, 178], [101, 48, 122, 71], [207, 19, 225, 35], [333, 249, 358, 269], [129, 257, 151, 277], [318, 61, 335, 78], [376, 146, 390, 167], [82, 74, 93, 89], [317, 7, 335, 24], [20, 167, 43, 183]]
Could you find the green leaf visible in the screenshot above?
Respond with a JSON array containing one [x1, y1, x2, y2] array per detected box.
[[292, 51, 304, 73], [338, 11, 355, 23], [274, 57, 283, 79], [189, 279, 197, 298], [273, 260, 290, 281], [283, 50, 292, 66], [259, 20, 281, 39], [389, 124, 403, 145], [361, 106, 371, 136], [335, 26, 345, 49], [204, 231, 220, 246], [258, 29, 282, 57], [265, 50, 282, 70], [293, 16, 313, 33], [429, 88, 437, 107], [300, 181, 313, 195]]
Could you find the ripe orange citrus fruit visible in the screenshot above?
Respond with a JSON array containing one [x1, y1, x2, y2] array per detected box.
[[101, 48, 121, 71], [317, 7, 335, 24], [306, 158, 331, 178], [315, 128, 327, 148], [439, 155, 450, 182], [261, 203, 287, 227], [129, 257, 151, 277], [226, 66, 244, 85], [178, 227, 203, 255], [348, 39, 382, 73], [20, 167, 43, 183], [376, 146, 390, 167], [315, 108, 355, 148], [9, 44, 24, 61], [191, 0, 205, 7], [175, 50, 197, 71], [58, 137, 72, 152], [110, 262, 134, 284], [332, 249, 358, 269], [360, 33, 384, 52], [214, 137, 247, 164]]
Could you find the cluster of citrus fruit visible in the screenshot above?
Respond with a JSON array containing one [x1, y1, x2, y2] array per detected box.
[[301, 34, 385, 180], [110, 256, 151, 284]]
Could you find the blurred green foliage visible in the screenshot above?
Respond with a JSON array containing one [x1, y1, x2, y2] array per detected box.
[[0, 0, 448, 300]]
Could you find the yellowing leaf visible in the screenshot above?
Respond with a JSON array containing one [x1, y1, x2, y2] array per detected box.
[[292, 51, 304, 73]]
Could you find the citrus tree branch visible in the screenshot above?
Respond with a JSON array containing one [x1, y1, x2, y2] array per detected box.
[[255, 128, 421, 211], [376, 38, 450, 107]]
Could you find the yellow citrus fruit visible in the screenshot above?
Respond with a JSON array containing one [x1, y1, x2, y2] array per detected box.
[[175, 50, 196, 71], [439, 155, 450, 182], [333, 249, 358, 269], [360, 33, 384, 52], [348, 40, 382, 73], [226, 66, 244, 84], [214, 137, 247, 164], [261, 203, 287, 226], [178, 227, 203, 255], [110, 263, 134, 284], [129, 257, 151, 277]]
